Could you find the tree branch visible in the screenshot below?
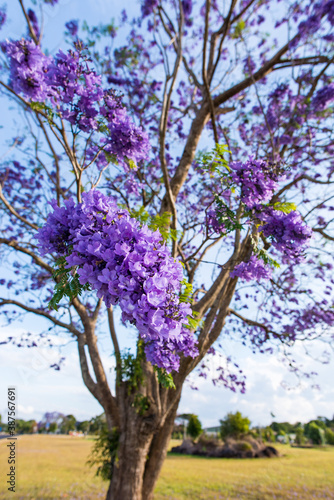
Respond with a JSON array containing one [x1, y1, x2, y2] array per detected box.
[[0, 187, 39, 231], [0, 238, 54, 274], [0, 298, 80, 335]]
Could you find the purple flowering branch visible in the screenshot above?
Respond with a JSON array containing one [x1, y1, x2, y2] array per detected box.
[[18, 0, 39, 44]]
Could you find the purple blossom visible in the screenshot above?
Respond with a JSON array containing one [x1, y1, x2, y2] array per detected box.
[[5, 42, 150, 167], [65, 20, 79, 37], [28, 9, 40, 39], [0, 8, 6, 29], [106, 113, 151, 167], [141, 0, 159, 17], [230, 256, 272, 282], [206, 207, 225, 234], [312, 83, 334, 111], [5, 39, 50, 101], [230, 157, 280, 209], [37, 190, 198, 372], [260, 209, 313, 262], [182, 0, 193, 17]]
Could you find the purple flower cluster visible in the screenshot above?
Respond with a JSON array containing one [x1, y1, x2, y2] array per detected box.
[[206, 207, 225, 233], [5, 40, 150, 168], [312, 83, 334, 111], [5, 39, 50, 101], [37, 190, 198, 372], [0, 8, 6, 29], [65, 20, 79, 37], [28, 9, 40, 39], [260, 209, 312, 262], [141, 0, 159, 17], [230, 256, 272, 281], [230, 157, 279, 209]]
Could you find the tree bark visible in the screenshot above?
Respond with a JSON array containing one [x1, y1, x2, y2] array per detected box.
[[106, 385, 156, 500], [106, 373, 180, 500], [142, 398, 180, 500], [106, 421, 153, 500]]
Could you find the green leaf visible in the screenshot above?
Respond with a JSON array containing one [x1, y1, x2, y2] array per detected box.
[[179, 278, 193, 304], [272, 202, 297, 214], [155, 367, 176, 389], [129, 208, 179, 242], [214, 195, 243, 233], [197, 144, 231, 175]]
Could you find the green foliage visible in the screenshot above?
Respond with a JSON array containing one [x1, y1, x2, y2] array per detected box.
[[197, 144, 231, 176], [133, 394, 150, 415], [30, 101, 54, 124], [89, 413, 107, 434], [130, 207, 178, 242], [295, 427, 306, 446], [187, 414, 203, 439], [179, 279, 203, 331], [49, 256, 90, 311], [48, 422, 57, 433], [220, 411, 251, 440], [254, 246, 280, 269], [305, 422, 326, 445], [16, 419, 36, 434], [272, 201, 297, 214], [236, 441, 253, 452], [155, 367, 176, 389], [261, 426, 276, 443], [60, 414, 76, 434], [120, 340, 145, 393], [77, 420, 91, 433], [270, 421, 295, 434], [87, 427, 120, 481], [214, 195, 243, 233], [179, 278, 194, 304], [325, 428, 334, 445], [232, 19, 246, 39]]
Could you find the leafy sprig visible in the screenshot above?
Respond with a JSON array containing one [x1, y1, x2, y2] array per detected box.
[[49, 256, 90, 310]]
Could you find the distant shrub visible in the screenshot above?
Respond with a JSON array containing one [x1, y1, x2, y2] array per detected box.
[[325, 428, 334, 445], [295, 427, 306, 446], [220, 411, 250, 440], [236, 441, 253, 452], [306, 423, 325, 445], [187, 414, 203, 440], [262, 427, 275, 443]]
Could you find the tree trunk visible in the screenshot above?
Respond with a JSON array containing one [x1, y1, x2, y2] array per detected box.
[[142, 399, 180, 500], [106, 422, 153, 500], [105, 386, 180, 500]]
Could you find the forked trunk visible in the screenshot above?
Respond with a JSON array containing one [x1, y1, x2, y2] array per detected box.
[[105, 394, 180, 500], [106, 424, 153, 500]]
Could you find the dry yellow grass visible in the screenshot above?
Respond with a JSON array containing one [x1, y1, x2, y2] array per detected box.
[[0, 435, 334, 499]]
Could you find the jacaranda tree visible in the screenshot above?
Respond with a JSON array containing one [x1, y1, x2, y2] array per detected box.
[[1, 0, 334, 498]]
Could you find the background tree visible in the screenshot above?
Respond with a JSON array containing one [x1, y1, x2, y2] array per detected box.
[[48, 422, 57, 433], [187, 414, 202, 439], [305, 422, 326, 445], [294, 427, 306, 446], [261, 426, 275, 443], [325, 428, 334, 445], [1, 1, 334, 499], [220, 411, 250, 440], [77, 420, 91, 434], [60, 415, 77, 434]]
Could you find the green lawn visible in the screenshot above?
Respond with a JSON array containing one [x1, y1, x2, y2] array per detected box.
[[0, 435, 333, 499]]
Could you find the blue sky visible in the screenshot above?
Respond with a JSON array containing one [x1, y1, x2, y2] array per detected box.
[[0, 0, 333, 428]]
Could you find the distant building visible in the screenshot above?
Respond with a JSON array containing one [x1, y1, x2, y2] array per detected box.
[[204, 426, 220, 437]]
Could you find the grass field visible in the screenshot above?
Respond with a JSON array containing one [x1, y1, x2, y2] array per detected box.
[[0, 435, 334, 499]]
